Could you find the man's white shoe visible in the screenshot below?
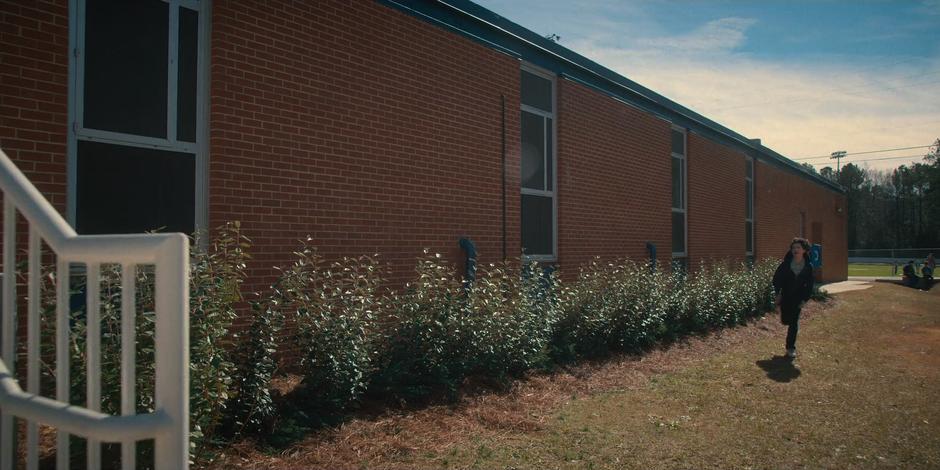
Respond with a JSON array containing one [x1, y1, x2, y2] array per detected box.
[[785, 348, 797, 358]]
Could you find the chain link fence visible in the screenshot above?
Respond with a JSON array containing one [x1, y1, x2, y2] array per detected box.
[[848, 248, 938, 263]]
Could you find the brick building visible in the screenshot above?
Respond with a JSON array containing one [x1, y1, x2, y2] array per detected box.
[[0, 0, 847, 289]]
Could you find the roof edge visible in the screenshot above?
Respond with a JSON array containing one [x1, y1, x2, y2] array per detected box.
[[378, 0, 845, 194]]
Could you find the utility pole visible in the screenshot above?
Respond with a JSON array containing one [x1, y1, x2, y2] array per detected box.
[[830, 150, 846, 178]]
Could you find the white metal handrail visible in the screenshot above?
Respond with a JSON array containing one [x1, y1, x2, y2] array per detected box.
[[0, 148, 190, 470], [0, 361, 171, 441]]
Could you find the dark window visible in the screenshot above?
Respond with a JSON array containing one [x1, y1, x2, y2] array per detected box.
[[83, 0, 168, 138], [76, 141, 194, 235], [521, 70, 552, 112], [745, 158, 754, 254], [521, 111, 545, 190], [745, 179, 753, 218], [672, 211, 686, 254], [545, 117, 553, 191], [521, 194, 553, 256], [177, 6, 199, 142], [671, 127, 687, 256], [520, 67, 555, 259], [746, 220, 753, 253], [671, 129, 685, 155], [672, 157, 682, 209]]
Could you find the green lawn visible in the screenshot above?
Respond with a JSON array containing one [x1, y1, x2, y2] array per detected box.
[[212, 283, 940, 469], [847, 263, 900, 277], [419, 284, 940, 469]]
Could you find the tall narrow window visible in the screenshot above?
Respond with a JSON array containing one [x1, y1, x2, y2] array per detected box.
[[745, 156, 754, 261], [71, 0, 206, 235], [671, 127, 687, 266], [520, 66, 556, 260]]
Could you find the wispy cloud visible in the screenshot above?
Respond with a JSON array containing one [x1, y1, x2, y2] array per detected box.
[[557, 17, 939, 170], [633, 17, 758, 54], [919, 0, 940, 15], [476, 0, 940, 170], [580, 49, 940, 170]]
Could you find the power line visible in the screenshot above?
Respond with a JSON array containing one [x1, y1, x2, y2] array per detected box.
[[801, 154, 928, 165], [851, 154, 930, 163], [794, 144, 935, 161], [845, 145, 934, 157]]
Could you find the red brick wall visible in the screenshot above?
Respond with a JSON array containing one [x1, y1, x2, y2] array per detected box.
[[0, 0, 847, 290], [0, 0, 69, 374], [0, 0, 69, 213], [555, 79, 673, 273], [754, 160, 848, 282], [554, 81, 847, 280], [209, 0, 521, 291], [687, 132, 747, 267]]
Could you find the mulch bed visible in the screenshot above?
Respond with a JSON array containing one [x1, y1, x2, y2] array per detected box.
[[208, 299, 834, 469]]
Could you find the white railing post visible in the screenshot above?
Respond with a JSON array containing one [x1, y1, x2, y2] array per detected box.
[[26, 227, 40, 470], [0, 147, 190, 469], [1, 198, 16, 470], [86, 262, 101, 470], [154, 235, 189, 470], [55, 259, 70, 470], [120, 263, 137, 470]]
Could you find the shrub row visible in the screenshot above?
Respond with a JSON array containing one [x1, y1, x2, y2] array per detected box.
[[275, 249, 777, 412], [38, 222, 251, 464], [38, 226, 777, 465]]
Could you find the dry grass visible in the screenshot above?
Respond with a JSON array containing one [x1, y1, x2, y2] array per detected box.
[[208, 283, 940, 469]]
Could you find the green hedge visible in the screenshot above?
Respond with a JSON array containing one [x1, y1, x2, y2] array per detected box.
[[270, 239, 382, 415], [38, 227, 778, 465], [39, 222, 254, 465]]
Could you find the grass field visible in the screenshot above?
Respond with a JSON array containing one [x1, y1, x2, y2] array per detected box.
[[847, 263, 901, 277], [213, 283, 940, 469]]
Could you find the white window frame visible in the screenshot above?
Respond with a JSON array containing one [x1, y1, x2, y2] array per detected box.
[[745, 155, 754, 257], [671, 126, 687, 259], [520, 63, 557, 262], [67, 0, 210, 234]]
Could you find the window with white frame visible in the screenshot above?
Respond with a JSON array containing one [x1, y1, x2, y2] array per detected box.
[[671, 127, 687, 263], [520, 66, 556, 260], [70, 0, 207, 235], [745, 156, 754, 258]]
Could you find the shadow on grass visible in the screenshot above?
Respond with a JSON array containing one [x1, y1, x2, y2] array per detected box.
[[756, 355, 801, 383], [255, 372, 523, 452], [875, 278, 935, 291]]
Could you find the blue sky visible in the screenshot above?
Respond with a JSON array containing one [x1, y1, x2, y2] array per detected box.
[[474, 0, 940, 171]]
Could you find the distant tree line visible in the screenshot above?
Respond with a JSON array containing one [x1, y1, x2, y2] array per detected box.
[[801, 139, 940, 250]]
